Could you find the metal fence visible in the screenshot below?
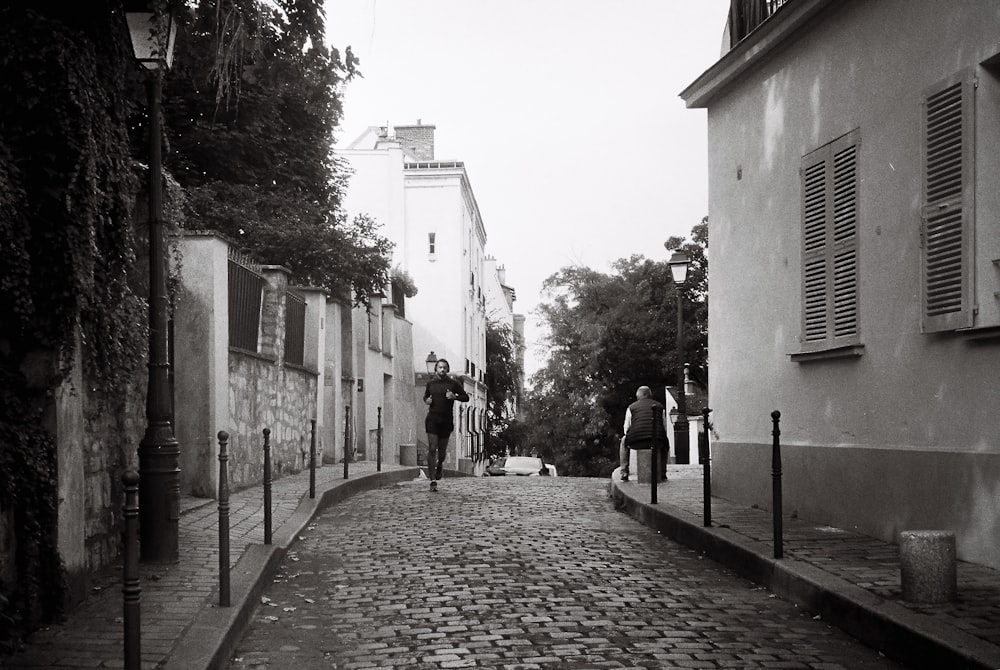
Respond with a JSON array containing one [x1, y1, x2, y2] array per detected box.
[[228, 249, 265, 352]]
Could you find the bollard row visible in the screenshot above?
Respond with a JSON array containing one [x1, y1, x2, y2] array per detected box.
[[771, 410, 783, 559], [217, 430, 231, 607], [263, 427, 272, 545], [122, 471, 141, 670], [343, 405, 351, 479], [309, 418, 317, 499], [376, 406, 383, 473], [700, 407, 712, 527]]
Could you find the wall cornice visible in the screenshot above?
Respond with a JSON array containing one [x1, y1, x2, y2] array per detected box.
[[680, 0, 839, 109]]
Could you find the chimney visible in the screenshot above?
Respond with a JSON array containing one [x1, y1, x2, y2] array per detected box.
[[684, 363, 693, 396], [394, 121, 436, 161]]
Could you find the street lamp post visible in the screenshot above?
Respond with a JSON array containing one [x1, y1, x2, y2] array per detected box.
[[668, 249, 690, 465], [127, 3, 179, 563]]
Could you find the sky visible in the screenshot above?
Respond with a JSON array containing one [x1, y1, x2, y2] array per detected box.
[[324, 0, 731, 378]]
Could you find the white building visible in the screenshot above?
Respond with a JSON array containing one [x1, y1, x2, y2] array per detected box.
[[337, 122, 501, 473], [484, 256, 525, 418], [681, 0, 1000, 568]]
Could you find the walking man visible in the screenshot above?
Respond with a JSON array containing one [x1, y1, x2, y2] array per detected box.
[[423, 358, 469, 491], [621, 385, 669, 482]]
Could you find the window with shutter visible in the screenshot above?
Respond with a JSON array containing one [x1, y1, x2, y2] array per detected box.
[[921, 73, 974, 332], [798, 130, 861, 354]]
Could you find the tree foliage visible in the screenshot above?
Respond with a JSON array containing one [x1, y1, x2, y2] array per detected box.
[[163, 0, 393, 302], [484, 316, 523, 458], [0, 0, 387, 649], [523, 218, 708, 477]]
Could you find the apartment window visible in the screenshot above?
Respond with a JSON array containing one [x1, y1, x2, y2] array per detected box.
[[798, 129, 861, 354], [428, 232, 436, 256], [921, 72, 975, 332]]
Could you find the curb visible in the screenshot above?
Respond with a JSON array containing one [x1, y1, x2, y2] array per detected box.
[[609, 482, 1000, 670], [163, 467, 422, 670]]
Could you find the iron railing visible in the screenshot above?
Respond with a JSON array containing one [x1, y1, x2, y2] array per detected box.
[[228, 249, 264, 352], [728, 0, 789, 45]]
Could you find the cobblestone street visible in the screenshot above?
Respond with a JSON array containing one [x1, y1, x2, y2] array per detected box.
[[229, 476, 903, 669]]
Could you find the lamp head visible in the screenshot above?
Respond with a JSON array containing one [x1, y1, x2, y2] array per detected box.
[[425, 350, 438, 375], [667, 250, 690, 285], [125, 1, 177, 70]]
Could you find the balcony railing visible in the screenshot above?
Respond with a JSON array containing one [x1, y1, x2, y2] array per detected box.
[[728, 0, 789, 46]]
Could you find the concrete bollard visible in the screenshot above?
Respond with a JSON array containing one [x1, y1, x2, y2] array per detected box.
[[899, 530, 957, 603]]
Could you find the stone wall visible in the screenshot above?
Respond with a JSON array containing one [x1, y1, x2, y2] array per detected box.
[[226, 352, 318, 492], [81, 383, 144, 574]]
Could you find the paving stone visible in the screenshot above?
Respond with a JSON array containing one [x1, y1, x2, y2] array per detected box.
[[227, 478, 907, 670], [6, 464, 1000, 669]]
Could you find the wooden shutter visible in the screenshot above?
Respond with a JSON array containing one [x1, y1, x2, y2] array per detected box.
[[831, 142, 859, 339], [800, 130, 860, 351], [921, 73, 974, 332], [801, 158, 829, 344]]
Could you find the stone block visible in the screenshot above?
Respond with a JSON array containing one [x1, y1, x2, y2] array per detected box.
[[899, 530, 957, 603], [635, 449, 653, 484]]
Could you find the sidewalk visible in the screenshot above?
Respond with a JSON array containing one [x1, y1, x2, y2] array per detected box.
[[2, 461, 419, 670], [612, 464, 1000, 670]]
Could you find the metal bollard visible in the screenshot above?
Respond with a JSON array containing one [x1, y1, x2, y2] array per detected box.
[[217, 431, 231, 607], [650, 407, 660, 505], [343, 405, 350, 479], [771, 410, 783, 559], [309, 418, 317, 499], [122, 471, 141, 670], [700, 407, 712, 527], [376, 407, 383, 472], [263, 428, 272, 545]]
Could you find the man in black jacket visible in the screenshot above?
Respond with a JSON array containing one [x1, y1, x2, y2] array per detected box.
[[423, 358, 469, 491], [620, 386, 670, 482]]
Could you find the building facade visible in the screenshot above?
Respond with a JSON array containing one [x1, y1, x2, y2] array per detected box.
[[338, 123, 502, 473], [682, 0, 1000, 568]]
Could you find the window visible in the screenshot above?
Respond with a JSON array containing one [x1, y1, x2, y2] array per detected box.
[[380, 303, 393, 354], [798, 129, 861, 353], [921, 72, 975, 332], [367, 306, 379, 350], [428, 232, 436, 256]]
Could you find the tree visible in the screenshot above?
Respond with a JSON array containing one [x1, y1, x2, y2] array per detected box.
[[0, 0, 388, 647], [162, 0, 393, 303], [523, 218, 708, 477], [484, 316, 523, 459]]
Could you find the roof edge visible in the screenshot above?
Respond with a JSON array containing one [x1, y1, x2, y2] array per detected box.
[[680, 0, 838, 109]]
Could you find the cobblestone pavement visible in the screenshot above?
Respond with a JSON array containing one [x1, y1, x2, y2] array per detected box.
[[1, 461, 391, 670], [622, 466, 1000, 655], [229, 476, 903, 669]]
